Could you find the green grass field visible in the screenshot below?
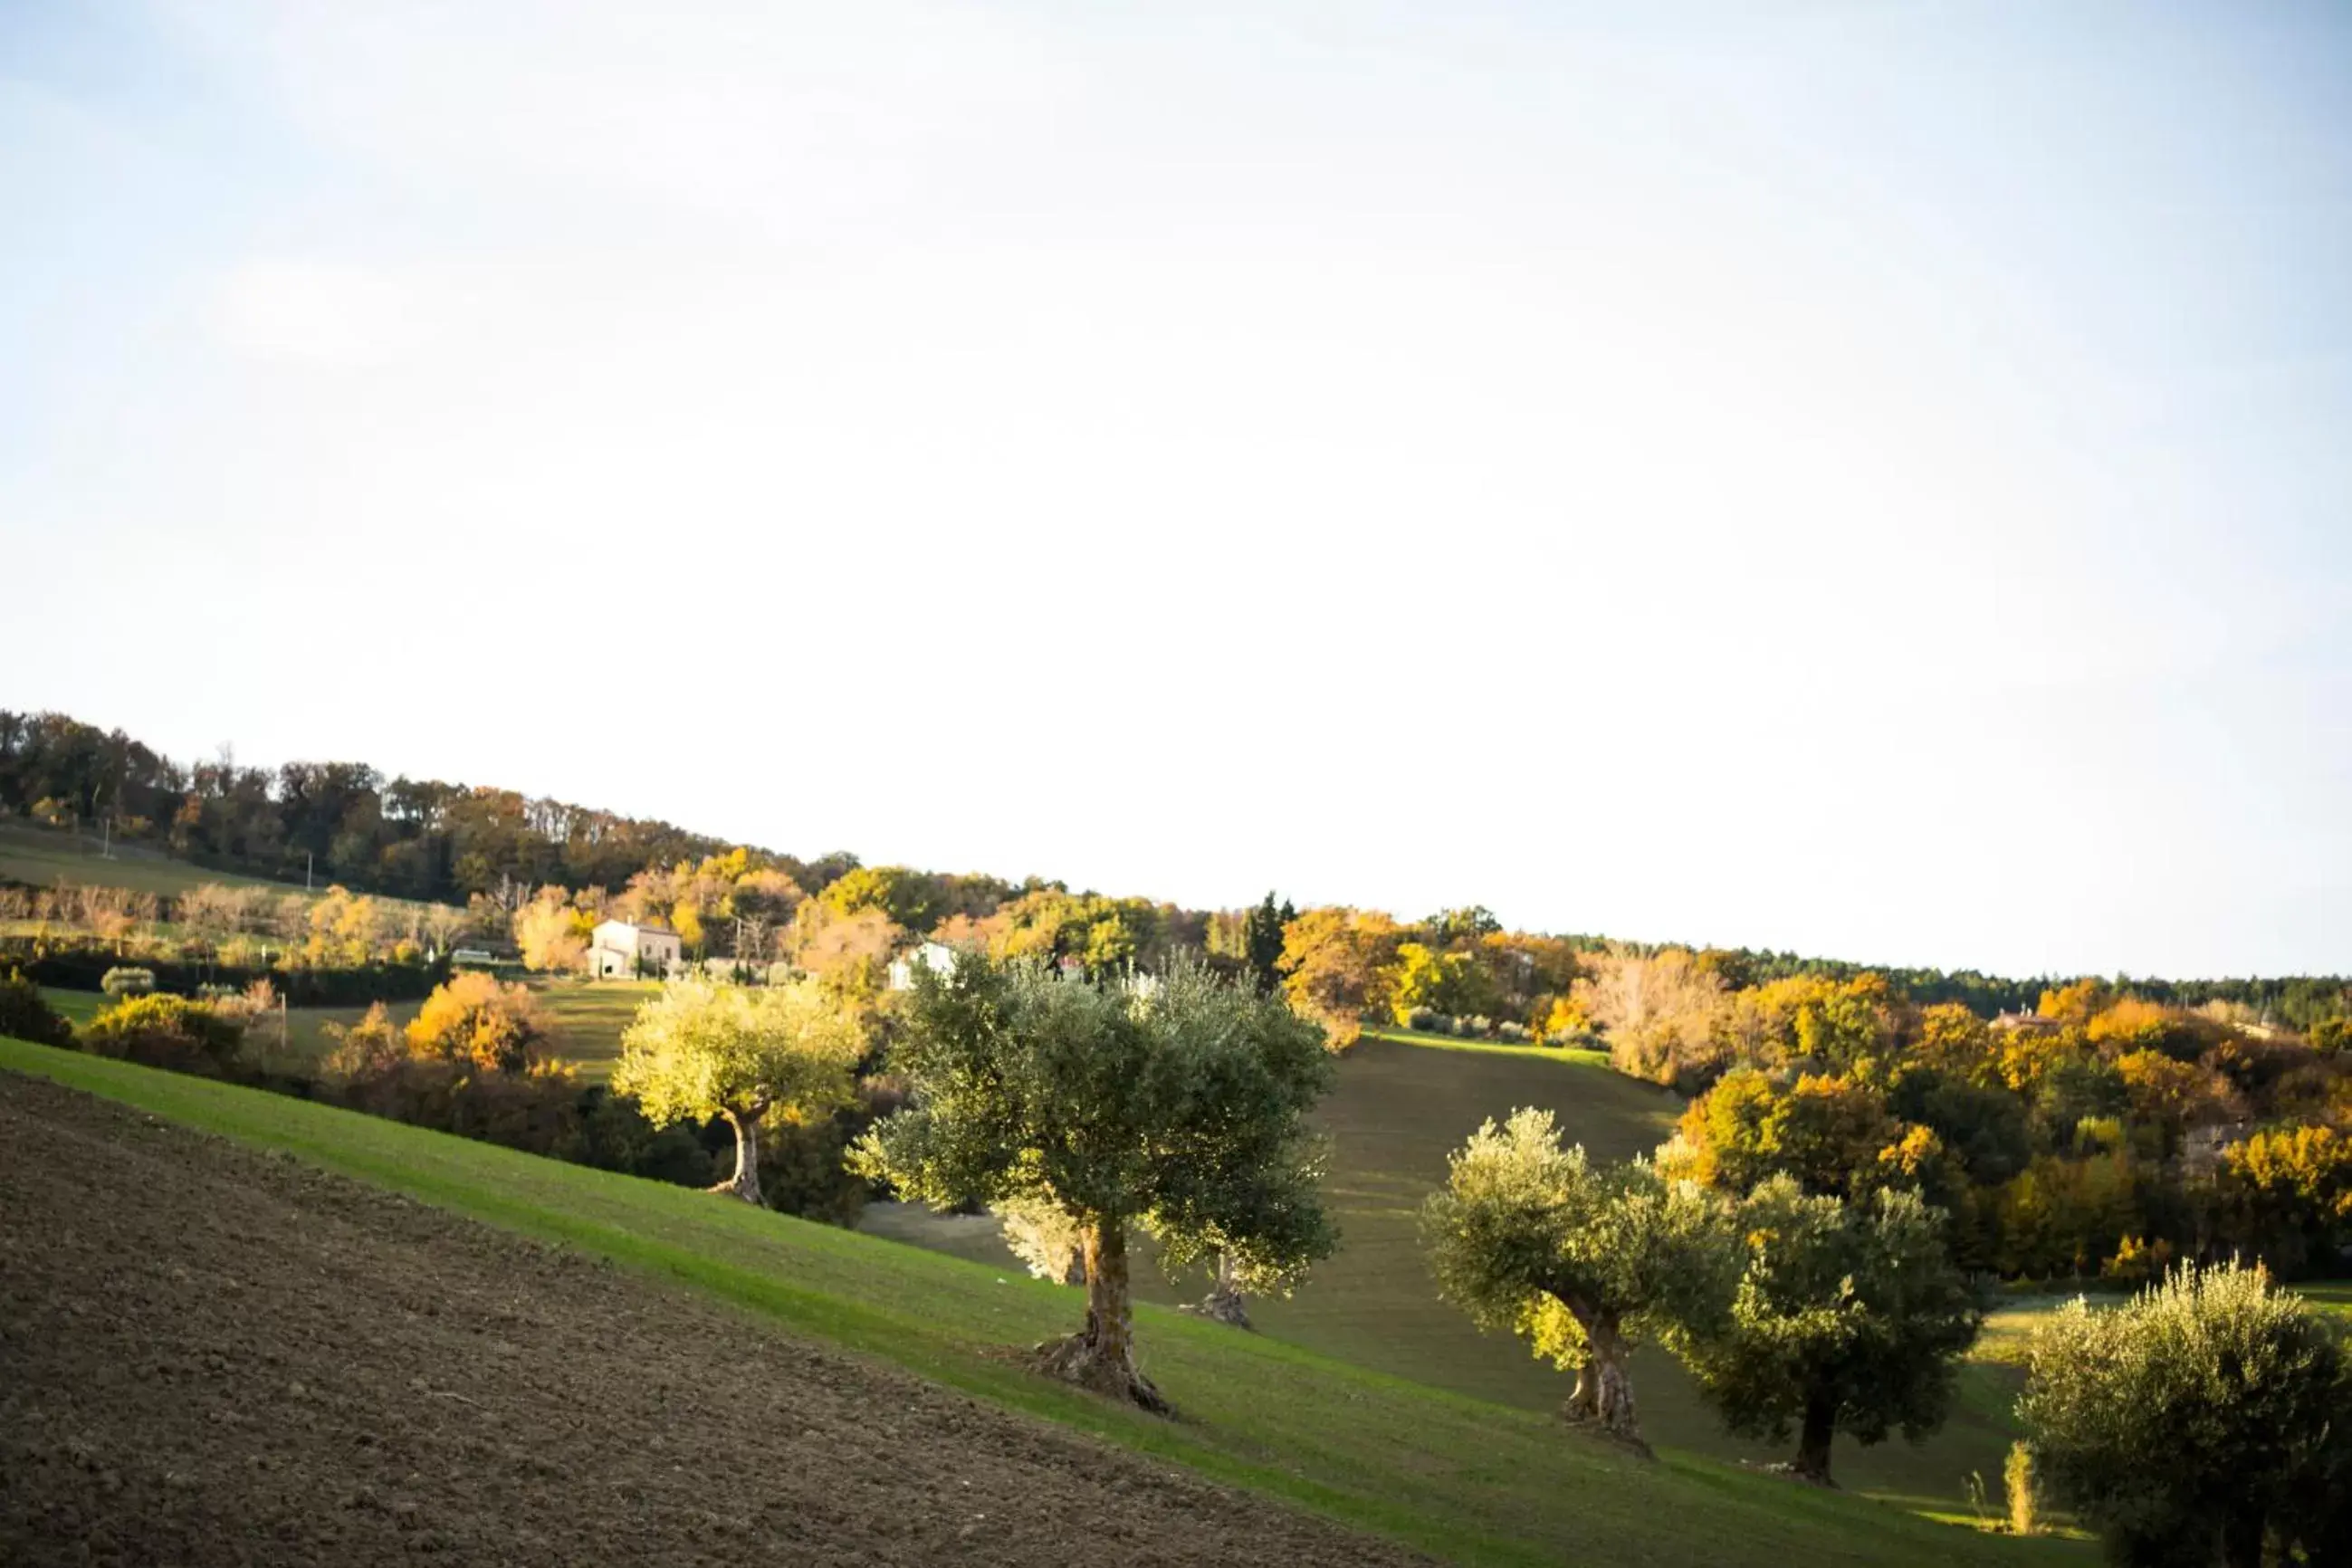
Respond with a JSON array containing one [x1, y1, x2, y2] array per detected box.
[[0, 818, 299, 897], [0, 1035, 2083, 1567], [33, 984, 2046, 1515], [873, 1025, 2041, 1520]]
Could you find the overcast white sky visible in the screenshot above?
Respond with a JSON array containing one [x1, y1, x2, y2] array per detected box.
[[4, 1, 2347, 979]]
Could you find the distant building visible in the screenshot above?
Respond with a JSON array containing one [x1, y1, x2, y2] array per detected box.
[[1990, 1010, 2062, 1035], [887, 940, 961, 991], [590, 919, 683, 979], [2181, 1120, 2253, 1177]]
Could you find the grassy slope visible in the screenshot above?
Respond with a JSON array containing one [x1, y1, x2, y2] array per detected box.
[[0, 819, 295, 896], [37, 987, 2036, 1510], [876, 1025, 2036, 1518], [0, 1036, 2081, 1568]]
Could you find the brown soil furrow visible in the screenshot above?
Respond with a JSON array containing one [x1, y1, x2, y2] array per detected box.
[[0, 1072, 1427, 1567]]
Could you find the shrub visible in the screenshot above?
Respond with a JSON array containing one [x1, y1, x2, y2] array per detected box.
[[1463, 1015, 1494, 1038], [2020, 1261, 2352, 1565], [2003, 1441, 2040, 1537], [560, 1085, 720, 1189], [0, 968, 72, 1046], [322, 1000, 406, 1080], [81, 993, 244, 1075], [760, 1109, 872, 1228], [100, 966, 157, 998], [1496, 1021, 1530, 1044], [406, 971, 551, 1074], [1404, 1007, 1440, 1032], [0, 942, 441, 1005]]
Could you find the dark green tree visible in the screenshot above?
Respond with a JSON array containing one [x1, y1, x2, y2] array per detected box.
[[852, 954, 1336, 1410], [1242, 892, 1293, 995], [1678, 1176, 1983, 1484]]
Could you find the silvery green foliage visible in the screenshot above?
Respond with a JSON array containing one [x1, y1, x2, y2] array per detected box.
[[1425, 1110, 1730, 1353], [853, 953, 1338, 1292], [2020, 1262, 2352, 1567], [1421, 1109, 1735, 1440]]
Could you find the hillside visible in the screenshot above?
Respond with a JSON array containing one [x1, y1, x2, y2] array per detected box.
[[869, 1027, 2035, 1514], [0, 1073, 1407, 1568], [0, 1036, 2083, 1567], [0, 818, 301, 900], [35, 984, 2042, 1513]]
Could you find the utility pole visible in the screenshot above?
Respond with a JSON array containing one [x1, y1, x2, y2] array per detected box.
[[306, 851, 314, 893]]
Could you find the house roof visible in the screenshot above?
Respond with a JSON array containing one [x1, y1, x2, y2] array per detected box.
[[594, 918, 680, 938]]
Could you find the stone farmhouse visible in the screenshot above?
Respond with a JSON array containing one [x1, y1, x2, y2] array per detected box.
[[589, 919, 684, 979]]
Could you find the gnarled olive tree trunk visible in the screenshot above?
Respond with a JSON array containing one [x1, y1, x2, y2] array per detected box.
[[1035, 1219, 1168, 1412], [1195, 1250, 1252, 1329], [711, 1104, 765, 1205], [1559, 1305, 1648, 1452], [1791, 1388, 1838, 1485]]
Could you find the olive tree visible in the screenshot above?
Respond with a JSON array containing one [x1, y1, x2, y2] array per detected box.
[[611, 978, 865, 1206], [2019, 1262, 2352, 1568], [1422, 1108, 1733, 1448], [1678, 1176, 1982, 1484], [852, 955, 1336, 1411]]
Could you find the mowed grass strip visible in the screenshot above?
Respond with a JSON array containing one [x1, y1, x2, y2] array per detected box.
[[0, 1037, 2084, 1567], [0, 819, 300, 898]]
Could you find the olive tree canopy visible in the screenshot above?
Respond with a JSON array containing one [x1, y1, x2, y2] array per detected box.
[[852, 954, 1336, 1410], [2019, 1262, 2352, 1568], [612, 977, 865, 1205], [1678, 1176, 1982, 1484], [1423, 1108, 1732, 1448]]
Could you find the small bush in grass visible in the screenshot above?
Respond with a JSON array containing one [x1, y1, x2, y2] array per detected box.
[[82, 993, 244, 1075], [322, 1000, 406, 1080], [1464, 1015, 1494, 1038], [100, 966, 157, 999], [1404, 1007, 1439, 1032], [2003, 1441, 2039, 1536], [0, 968, 72, 1046], [406, 971, 551, 1074], [1496, 1021, 1530, 1044]]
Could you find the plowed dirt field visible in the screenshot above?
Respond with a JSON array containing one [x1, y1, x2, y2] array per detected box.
[[0, 1073, 1427, 1567]]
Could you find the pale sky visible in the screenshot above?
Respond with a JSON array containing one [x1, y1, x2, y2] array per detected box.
[[5, 2, 2347, 980]]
